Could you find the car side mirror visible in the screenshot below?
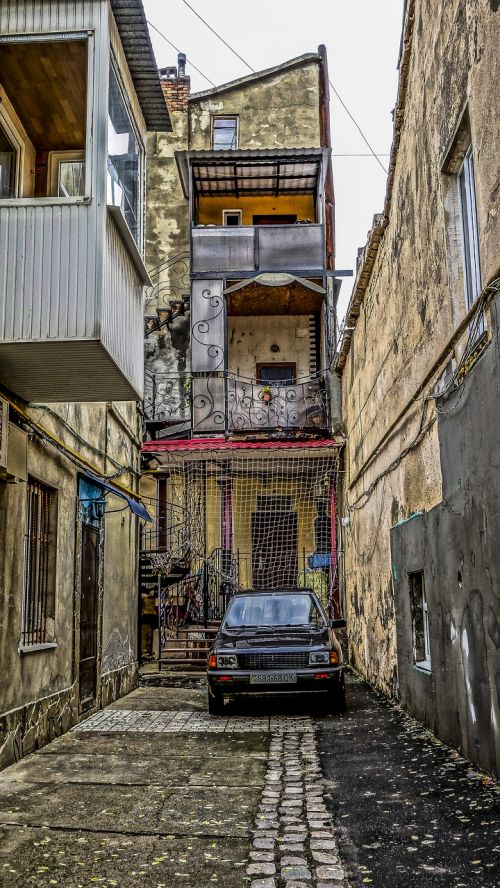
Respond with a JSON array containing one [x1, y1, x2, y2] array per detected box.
[[330, 618, 346, 629]]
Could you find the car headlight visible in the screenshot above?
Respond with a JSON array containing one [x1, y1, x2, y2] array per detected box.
[[309, 651, 329, 665], [217, 654, 238, 669]]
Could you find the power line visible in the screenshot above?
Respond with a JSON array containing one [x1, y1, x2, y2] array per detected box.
[[147, 18, 216, 87], [329, 80, 388, 174], [148, 12, 388, 175], [179, 0, 255, 73]]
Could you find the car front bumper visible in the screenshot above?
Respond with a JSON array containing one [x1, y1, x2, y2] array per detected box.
[[207, 666, 343, 696]]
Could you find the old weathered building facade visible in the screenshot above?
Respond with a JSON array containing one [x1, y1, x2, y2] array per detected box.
[[0, 0, 170, 768], [338, 0, 500, 775], [141, 51, 346, 665]]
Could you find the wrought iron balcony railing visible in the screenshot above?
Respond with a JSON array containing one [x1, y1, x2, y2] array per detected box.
[[143, 370, 329, 436]]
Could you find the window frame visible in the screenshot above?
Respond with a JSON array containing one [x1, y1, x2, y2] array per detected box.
[[257, 362, 297, 385], [0, 95, 26, 199], [408, 570, 431, 672], [458, 144, 482, 311], [0, 31, 93, 203], [47, 149, 86, 198], [222, 209, 242, 226], [20, 477, 58, 652], [107, 54, 145, 249], [212, 115, 239, 151]]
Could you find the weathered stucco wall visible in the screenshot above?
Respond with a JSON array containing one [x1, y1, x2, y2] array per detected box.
[[189, 59, 321, 151], [341, 0, 500, 695], [0, 401, 140, 768], [391, 292, 500, 776], [228, 315, 312, 380]]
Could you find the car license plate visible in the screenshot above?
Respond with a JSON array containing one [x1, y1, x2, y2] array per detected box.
[[250, 671, 297, 685]]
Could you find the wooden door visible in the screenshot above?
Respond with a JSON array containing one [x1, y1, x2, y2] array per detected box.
[[79, 524, 99, 710]]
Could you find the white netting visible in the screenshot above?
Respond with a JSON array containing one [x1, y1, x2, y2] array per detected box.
[[148, 446, 340, 617]]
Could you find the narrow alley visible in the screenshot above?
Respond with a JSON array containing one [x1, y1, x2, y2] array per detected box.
[[0, 673, 498, 888]]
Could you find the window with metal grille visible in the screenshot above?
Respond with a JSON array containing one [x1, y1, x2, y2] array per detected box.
[[22, 478, 57, 647]]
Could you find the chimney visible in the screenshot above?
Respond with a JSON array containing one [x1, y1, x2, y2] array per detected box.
[[159, 53, 190, 114]]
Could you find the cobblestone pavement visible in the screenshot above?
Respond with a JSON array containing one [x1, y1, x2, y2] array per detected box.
[[0, 674, 498, 887]]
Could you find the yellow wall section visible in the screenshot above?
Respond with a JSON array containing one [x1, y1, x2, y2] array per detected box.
[[197, 194, 316, 225]]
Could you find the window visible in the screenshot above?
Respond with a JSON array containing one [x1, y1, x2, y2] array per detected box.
[[212, 116, 238, 150], [458, 145, 481, 309], [409, 570, 431, 671], [107, 63, 143, 244], [0, 123, 16, 197], [257, 363, 296, 384], [22, 479, 57, 648], [48, 150, 85, 198], [223, 209, 242, 226], [0, 37, 88, 199]]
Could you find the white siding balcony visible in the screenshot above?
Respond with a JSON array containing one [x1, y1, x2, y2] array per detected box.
[[0, 0, 171, 402]]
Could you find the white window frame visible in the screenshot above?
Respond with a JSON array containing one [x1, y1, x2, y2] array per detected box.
[[108, 54, 146, 251], [458, 144, 481, 310], [0, 95, 26, 198], [0, 31, 93, 203], [47, 150, 86, 198], [212, 115, 239, 151], [222, 209, 242, 227]]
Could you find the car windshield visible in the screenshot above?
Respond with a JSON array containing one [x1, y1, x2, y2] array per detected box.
[[223, 593, 326, 629]]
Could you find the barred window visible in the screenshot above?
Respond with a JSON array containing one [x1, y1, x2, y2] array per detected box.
[[22, 478, 57, 647]]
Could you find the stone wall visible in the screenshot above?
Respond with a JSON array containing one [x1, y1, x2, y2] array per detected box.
[[340, 0, 500, 695]]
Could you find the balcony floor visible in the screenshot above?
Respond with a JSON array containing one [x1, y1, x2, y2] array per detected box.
[[0, 340, 142, 402]]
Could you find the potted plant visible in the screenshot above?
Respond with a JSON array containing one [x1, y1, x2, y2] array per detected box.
[[261, 385, 272, 404]]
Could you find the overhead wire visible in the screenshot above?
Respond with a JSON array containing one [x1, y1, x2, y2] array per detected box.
[[147, 18, 216, 87], [328, 79, 388, 174], [149, 5, 389, 171], [179, 0, 255, 73]]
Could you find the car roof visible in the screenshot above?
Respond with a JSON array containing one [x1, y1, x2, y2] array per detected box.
[[232, 588, 314, 597]]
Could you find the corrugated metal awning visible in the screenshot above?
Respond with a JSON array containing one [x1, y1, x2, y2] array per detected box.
[[110, 0, 171, 132], [176, 148, 327, 198]]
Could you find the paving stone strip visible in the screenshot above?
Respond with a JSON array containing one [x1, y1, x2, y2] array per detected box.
[[248, 729, 348, 888], [73, 709, 315, 734]]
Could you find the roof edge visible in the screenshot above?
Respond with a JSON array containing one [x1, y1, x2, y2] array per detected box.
[[335, 0, 416, 372], [189, 52, 321, 102]]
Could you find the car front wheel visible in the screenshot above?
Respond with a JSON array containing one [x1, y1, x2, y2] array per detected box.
[[207, 689, 224, 715]]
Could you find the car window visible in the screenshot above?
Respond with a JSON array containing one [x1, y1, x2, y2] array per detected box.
[[223, 594, 325, 628]]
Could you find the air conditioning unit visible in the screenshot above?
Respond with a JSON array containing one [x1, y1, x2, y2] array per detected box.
[[0, 398, 7, 470]]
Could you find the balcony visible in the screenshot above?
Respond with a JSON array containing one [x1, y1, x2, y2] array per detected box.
[[191, 223, 324, 275], [175, 147, 328, 276], [143, 370, 329, 438]]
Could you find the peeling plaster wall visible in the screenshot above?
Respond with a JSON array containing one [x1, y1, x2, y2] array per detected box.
[[391, 294, 500, 776], [341, 0, 500, 695], [189, 61, 321, 151], [0, 401, 141, 769], [145, 107, 190, 397]]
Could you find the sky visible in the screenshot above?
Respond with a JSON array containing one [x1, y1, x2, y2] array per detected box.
[[143, 0, 405, 322]]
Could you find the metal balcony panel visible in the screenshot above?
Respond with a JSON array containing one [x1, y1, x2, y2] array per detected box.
[[191, 279, 225, 373], [258, 225, 324, 271], [191, 224, 324, 275], [191, 228, 255, 274]]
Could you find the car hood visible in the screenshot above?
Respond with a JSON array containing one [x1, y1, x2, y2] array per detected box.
[[215, 626, 329, 650]]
